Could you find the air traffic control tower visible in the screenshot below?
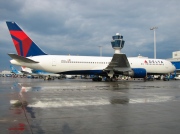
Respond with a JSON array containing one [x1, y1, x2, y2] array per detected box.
[[111, 33, 125, 54]]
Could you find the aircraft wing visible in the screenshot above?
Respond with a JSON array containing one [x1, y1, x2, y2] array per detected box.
[[8, 53, 39, 63], [105, 53, 131, 72]]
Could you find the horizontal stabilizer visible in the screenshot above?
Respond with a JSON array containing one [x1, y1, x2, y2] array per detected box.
[[105, 53, 131, 72], [8, 53, 39, 63]]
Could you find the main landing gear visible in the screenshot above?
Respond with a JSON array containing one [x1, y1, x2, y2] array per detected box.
[[92, 76, 118, 82], [105, 76, 118, 82], [92, 77, 102, 81]]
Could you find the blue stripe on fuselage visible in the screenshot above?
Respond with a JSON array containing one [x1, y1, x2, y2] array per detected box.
[[58, 70, 106, 75]]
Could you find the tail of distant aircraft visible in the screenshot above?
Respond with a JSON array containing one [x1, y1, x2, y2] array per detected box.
[[6, 21, 47, 57], [22, 66, 46, 74], [21, 66, 32, 73], [10, 65, 20, 74]]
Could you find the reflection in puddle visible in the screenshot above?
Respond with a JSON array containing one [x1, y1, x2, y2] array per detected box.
[[11, 108, 23, 115], [130, 96, 174, 103], [16, 84, 180, 109], [26, 107, 36, 118], [8, 82, 37, 133], [110, 97, 129, 104], [21, 86, 41, 92], [28, 98, 110, 108], [8, 122, 26, 133], [10, 100, 28, 108]]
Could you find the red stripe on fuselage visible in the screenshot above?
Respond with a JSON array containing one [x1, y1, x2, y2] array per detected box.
[[10, 31, 32, 57]]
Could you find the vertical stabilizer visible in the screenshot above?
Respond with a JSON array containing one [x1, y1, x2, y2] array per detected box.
[[10, 65, 20, 74], [6, 21, 47, 57]]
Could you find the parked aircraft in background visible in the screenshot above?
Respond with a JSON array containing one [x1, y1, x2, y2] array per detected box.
[[10, 64, 61, 79], [6, 21, 175, 81], [10, 65, 25, 77], [65, 75, 81, 79], [21, 66, 62, 80]]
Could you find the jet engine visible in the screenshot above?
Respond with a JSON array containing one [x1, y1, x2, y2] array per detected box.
[[123, 68, 147, 78]]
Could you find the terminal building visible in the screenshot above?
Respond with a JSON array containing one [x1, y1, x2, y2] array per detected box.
[[167, 51, 180, 74], [0, 70, 12, 77]]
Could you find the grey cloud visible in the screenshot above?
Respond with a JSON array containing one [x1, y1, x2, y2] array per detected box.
[[0, 0, 180, 70]]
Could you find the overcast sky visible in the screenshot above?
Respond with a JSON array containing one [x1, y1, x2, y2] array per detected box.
[[0, 0, 180, 71]]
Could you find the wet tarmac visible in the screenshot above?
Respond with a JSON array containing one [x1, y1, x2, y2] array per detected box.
[[0, 77, 180, 134]]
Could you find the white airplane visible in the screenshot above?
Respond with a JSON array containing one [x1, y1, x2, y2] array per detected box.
[[21, 66, 62, 80], [6, 21, 175, 81]]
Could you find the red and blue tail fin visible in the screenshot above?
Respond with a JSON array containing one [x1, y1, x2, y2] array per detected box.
[[6, 21, 47, 57]]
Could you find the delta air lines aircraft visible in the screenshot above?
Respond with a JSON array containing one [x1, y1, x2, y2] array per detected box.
[[6, 21, 175, 81]]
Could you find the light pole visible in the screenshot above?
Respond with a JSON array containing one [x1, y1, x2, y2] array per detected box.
[[150, 27, 158, 59], [98, 46, 102, 56]]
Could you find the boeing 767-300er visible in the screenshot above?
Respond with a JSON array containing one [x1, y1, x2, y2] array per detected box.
[[6, 21, 175, 81]]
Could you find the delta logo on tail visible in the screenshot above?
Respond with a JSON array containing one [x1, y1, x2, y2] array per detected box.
[[6, 21, 47, 57]]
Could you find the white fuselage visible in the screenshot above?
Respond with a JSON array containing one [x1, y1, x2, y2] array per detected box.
[[10, 55, 175, 75]]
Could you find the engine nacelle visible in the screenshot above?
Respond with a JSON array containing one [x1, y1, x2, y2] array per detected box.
[[123, 68, 147, 78]]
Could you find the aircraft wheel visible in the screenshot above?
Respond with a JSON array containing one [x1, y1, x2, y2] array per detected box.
[[110, 77, 116, 82], [98, 77, 102, 81], [105, 77, 111, 82], [92, 77, 102, 82]]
